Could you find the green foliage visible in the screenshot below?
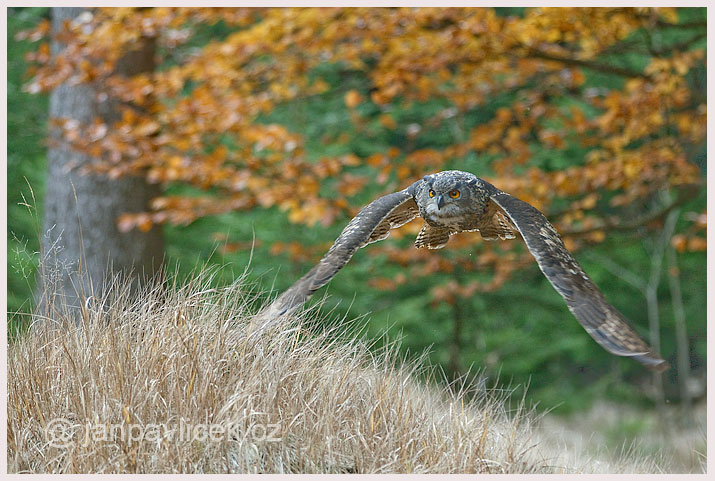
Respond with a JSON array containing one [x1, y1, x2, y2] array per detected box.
[[7, 7, 49, 331]]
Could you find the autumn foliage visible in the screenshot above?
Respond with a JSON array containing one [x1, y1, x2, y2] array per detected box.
[[22, 7, 706, 301]]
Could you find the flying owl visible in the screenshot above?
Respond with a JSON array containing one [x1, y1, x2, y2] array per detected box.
[[264, 170, 668, 372]]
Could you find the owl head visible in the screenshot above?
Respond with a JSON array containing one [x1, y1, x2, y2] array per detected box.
[[416, 170, 489, 226]]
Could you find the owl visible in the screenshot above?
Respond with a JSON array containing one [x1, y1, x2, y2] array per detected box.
[[264, 170, 668, 372]]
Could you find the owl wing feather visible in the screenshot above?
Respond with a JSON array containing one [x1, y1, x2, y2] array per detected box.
[[489, 192, 668, 372], [265, 188, 419, 318], [479, 199, 517, 241]]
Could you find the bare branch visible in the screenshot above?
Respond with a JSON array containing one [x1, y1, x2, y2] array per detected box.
[[654, 19, 707, 30], [560, 183, 702, 238], [651, 32, 707, 56], [583, 252, 646, 292], [526, 49, 651, 80]]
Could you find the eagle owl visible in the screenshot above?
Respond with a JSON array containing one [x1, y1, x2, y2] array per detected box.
[[264, 170, 668, 372]]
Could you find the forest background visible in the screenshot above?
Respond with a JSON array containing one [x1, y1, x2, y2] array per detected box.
[[7, 6, 706, 427]]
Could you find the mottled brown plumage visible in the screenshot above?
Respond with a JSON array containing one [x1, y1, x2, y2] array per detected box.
[[263, 170, 668, 372]]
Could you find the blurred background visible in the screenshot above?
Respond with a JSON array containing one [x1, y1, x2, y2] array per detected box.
[[7, 7, 706, 469]]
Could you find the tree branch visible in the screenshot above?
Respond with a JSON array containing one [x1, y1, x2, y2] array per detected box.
[[559, 183, 702, 238], [654, 19, 707, 30], [526, 49, 650, 80], [650, 32, 707, 57], [583, 252, 646, 291], [666, 227, 694, 425]]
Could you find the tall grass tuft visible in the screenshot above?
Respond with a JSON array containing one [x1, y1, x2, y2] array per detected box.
[[7, 268, 671, 473]]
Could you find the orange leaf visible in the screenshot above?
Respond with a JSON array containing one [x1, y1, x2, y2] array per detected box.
[[117, 214, 136, 233], [345, 90, 362, 109], [379, 114, 397, 130], [137, 215, 153, 232]]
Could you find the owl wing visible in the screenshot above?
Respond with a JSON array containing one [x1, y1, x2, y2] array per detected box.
[[489, 192, 668, 372], [265, 187, 420, 318]]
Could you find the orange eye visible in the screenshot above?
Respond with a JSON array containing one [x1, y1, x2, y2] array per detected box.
[[449, 189, 460, 199], [428, 189, 436, 198]]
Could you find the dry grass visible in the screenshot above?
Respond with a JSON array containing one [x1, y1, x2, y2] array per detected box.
[[533, 399, 707, 474], [6, 270, 676, 473]]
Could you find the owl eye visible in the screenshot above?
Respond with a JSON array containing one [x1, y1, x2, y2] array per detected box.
[[449, 189, 461, 199], [428, 189, 436, 198]]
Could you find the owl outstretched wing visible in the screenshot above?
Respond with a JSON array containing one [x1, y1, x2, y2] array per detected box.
[[489, 191, 668, 372], [264, 187, 419, 318]]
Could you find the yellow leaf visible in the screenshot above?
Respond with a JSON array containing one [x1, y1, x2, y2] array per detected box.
[[345, 90, 362, 109], [379, 113, 397, 130]]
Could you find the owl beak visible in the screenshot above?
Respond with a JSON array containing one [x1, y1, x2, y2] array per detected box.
[[436, 194, 445, 210]]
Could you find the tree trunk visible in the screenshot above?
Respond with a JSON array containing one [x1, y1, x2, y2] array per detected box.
[[37, 7, 163, 316], [667, 239, 694, 426], [644, 209, 678, 427]]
